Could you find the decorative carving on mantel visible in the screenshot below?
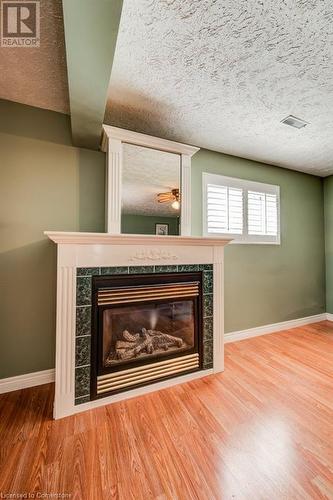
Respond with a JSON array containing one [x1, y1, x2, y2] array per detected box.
[[129, 249, 178, 262]]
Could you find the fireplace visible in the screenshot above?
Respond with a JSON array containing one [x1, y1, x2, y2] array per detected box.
[[91, 272, 203, 398], [45, 231, 229, 419]]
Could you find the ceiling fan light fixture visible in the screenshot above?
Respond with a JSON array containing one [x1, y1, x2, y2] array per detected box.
[[157, 188, 180, 209]]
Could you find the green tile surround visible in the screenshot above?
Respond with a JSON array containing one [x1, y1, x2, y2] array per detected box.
[[75, 265, 214, 405]]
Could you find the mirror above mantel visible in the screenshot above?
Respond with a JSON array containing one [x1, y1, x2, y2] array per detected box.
[[101, 126, 200, 236], [122, 144, 181, 235]]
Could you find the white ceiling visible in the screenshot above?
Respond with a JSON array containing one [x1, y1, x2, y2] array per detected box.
[[122, 143, 180, 216], [105, 0, 333, 177], [0, 0, 69, 114]]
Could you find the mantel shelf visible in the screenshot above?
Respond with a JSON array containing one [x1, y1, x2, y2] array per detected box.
[[44, 231, 233, 246]]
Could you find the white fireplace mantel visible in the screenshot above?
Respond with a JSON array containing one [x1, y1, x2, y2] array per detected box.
[[46, 231, 230, 246], [45, 231, 231, 419]]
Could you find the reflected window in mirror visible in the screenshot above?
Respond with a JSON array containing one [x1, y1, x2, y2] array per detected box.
[[121, 144, 181, 235]]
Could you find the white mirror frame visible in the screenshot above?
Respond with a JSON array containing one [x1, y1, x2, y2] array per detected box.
[[101, 125, 200, 236]]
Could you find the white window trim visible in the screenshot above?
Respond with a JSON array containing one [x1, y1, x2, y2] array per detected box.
[[202, 172, 281, 245]]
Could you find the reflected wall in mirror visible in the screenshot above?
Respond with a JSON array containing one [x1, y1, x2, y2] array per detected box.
[[121, 144, 181, 235]]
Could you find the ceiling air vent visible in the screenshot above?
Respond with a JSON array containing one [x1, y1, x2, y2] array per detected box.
[[281, 115, 308, 129]]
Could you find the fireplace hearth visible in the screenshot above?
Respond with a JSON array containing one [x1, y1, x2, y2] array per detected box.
[[91, 272, 203, 398]]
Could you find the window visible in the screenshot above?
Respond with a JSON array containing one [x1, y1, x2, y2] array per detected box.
[[203, 173, 280, 244]]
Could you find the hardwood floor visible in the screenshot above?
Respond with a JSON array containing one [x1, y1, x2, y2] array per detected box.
[[1, 321, 333, 499]]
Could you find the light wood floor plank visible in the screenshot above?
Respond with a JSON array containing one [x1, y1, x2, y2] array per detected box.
[[0, 321, 333, 499]]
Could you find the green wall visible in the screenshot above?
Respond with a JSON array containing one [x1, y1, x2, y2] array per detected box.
[[192, 149, 326, 332], [324, 176, 333, 313], [0, 100, 105, 378], [0, 100, 327, 378], [122, 214, 179, 235]]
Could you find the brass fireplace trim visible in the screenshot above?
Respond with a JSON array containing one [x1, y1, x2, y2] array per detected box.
[[97, 353, 199, 394], [97, 282, 199, 306]]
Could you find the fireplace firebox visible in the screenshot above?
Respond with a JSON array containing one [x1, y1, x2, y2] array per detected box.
[[91, 272, 203, 398]]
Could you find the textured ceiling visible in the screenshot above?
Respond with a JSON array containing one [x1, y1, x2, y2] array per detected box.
[[0, 0, 69, 114], [105, 0, 333, 176], [122, 143, 180, 216]]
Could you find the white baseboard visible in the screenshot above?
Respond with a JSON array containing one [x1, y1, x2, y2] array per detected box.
[[0, 313, 331, 395], [224, 313, 328, 344], [326, 313, 333, 322], [0, 368, 55, 394]]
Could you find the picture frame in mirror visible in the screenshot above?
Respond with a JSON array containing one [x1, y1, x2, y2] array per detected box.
[[155, 223, 169, 236]]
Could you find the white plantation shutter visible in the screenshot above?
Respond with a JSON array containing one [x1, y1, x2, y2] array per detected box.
[[248, 191, 278, 236], [203, 173, 280, 244], [207, 184, 243, 234]]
